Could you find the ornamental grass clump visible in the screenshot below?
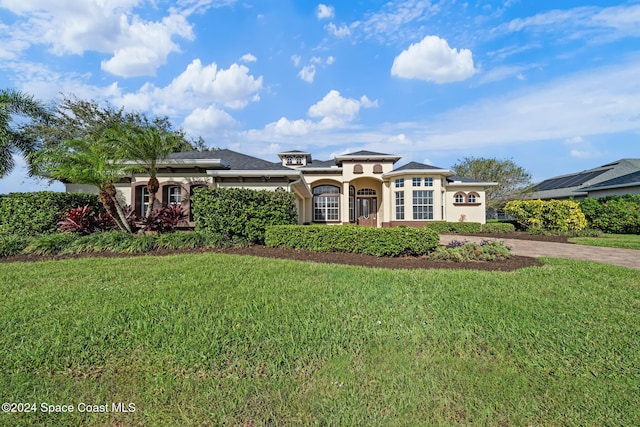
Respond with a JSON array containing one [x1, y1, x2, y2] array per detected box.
[[429, 240, 513, 262]]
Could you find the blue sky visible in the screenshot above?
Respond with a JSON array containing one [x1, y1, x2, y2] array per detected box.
[[1, 0, 639, 193]]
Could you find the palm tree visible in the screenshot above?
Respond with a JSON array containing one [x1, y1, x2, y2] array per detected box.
[[117, 126, 182, 218], [33, 135, 132, 233], [0, 89, 49, 177]]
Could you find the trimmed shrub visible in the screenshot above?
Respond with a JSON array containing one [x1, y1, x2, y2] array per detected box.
[[580, 195, 640, 234], [0, 192, 101, 236], [481, 222, 516, 233], [504, 199, 587, 232], [265, 225, 439, 257], [191, 187, 298, 244], [424, 222, 483, 234]]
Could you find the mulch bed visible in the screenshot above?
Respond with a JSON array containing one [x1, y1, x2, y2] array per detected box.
[[0, 243, 544, 272]]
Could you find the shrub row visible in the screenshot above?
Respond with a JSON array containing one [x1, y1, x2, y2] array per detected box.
[[424, 221, 515, 234], [580, 195, 640, 234], [265, 225, 439, 257], [0, 192, 101, 236], [191, 187, 297, 244], [504, 199, 587, 232], [0, 231, 242, 257]]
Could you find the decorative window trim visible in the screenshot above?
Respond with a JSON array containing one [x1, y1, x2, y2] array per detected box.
[[353, 164, 364, 174], [356, 188, 376, 196], [373, 164, 383, 174]]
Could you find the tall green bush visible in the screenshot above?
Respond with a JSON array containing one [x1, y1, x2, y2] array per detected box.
[[191, 187, 298, 244], [0, 191, 101, 236], [504, 199, 587, 232], [580, 195, 640, 234]]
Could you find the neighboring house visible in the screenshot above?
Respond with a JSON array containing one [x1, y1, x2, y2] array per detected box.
[[529, 159, 640, 200], [65, 149, 495, 227]]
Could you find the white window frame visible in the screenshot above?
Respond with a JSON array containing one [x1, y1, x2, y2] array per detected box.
[[424, 177, 433, 187], [413, 190, 434, 220], [412, 177, 421, 187], [395, 178, 404, 188], [167, 186, 182, 206], [395, 191, 405, 220], [313, 185, 340, 222]]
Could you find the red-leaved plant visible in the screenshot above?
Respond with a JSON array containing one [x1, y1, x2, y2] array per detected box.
[[140, 205, 186, 233]]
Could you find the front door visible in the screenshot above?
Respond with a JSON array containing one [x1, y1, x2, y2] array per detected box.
[[357, 197, 377, 227]]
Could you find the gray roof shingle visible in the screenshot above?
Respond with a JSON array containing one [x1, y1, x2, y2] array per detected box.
[[168, 149, 288, 170]]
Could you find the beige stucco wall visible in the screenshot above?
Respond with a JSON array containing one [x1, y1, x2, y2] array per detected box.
[[444, 187, 488, 224]]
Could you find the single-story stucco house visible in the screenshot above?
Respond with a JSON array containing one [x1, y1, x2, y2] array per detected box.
[[65, 149, 495, 227]]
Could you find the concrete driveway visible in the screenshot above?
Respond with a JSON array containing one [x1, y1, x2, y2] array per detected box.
[[439, 235, 640, 270]]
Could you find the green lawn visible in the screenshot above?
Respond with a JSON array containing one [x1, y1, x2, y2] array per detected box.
[[570, 233, 640, 250], [1, 254, 639, 426]]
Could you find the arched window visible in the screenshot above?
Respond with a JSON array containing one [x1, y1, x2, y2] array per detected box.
[[353, 164, 363, 174], [468, 193, 478, 203], [454, 192, 466, 204], [313, 185, 340, 222], [373, 164, 383, 174]]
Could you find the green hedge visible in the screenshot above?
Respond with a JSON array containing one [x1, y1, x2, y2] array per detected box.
[[423, 222, 515, 233], [265, 225, 439, 257], [481, 222, 516, 233], [0, 192, 101, 236], [424, 222, 483, 233], [580, 195, 640, 234], [504, 199, 587, 232], [191, 187, 298, 244]]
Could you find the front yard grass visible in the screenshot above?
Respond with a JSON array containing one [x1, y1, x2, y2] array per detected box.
[[1, 254, 638, 426], [570, 233, 640, 250]]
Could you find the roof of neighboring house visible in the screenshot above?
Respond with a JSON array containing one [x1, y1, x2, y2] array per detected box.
[[529, 158, 640, 199], [580, 170, 640, 191], [168, 149, 288, 171]]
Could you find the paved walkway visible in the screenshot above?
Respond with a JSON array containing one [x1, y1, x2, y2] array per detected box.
[[439, 235, 640, 270]]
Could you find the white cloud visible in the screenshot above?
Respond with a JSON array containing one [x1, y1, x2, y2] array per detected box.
[[1, 1, 195, 77], [183, 106, 237, 135], [291, 54, 302, 67], [298, 65, 316, 83], [355, 0, 439, 43], [391, 36, 477, 83], [499, 4, 640, 40], [240, 53, 257, 63], [116, 59, 262, 112], [565, 136, 584, 144], [476, 65, 529, 85], [326, 56, 335, 65], [250, 90, 378, 139], [308, 90, 377, 124], [316, 4, 335, 20], [325, 22, 351, 37]]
